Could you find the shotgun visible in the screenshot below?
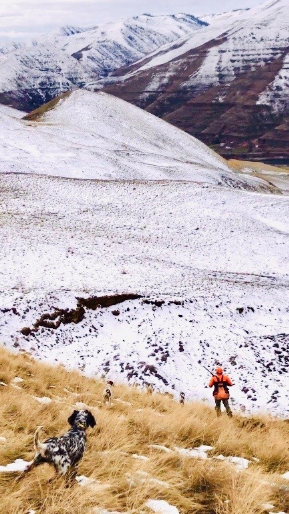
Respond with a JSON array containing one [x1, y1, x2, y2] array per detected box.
[[202, 365, 215, 376], [202, 365, 235, 385]]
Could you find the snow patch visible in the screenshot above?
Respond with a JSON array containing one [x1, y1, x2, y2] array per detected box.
[[76, 475, 111, 491], [0, 459, 31, 473], [131, 453, 150, 461], [214, 455, 252, 470], [11, 376, 24, 384], [146, 500, 179, 514], [174, 445, 214, 459], [33, 396, 52, 404]]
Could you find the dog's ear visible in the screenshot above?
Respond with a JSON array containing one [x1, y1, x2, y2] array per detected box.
[[85, 410, 96, 428], [68, 410, 79, 426]]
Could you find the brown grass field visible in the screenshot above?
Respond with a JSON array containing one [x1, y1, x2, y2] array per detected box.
[[0, 347, 288, 514]]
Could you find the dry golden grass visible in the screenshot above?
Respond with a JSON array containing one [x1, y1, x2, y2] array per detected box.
[[0, 347, 288, 514], [229, 159, 289, 174], [22, 91, 72, 122], [228, 159, 289, 193]]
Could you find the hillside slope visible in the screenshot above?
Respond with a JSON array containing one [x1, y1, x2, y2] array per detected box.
[[103, 0, 289, 162], [0, 171, 288, 415], [0, 347, 288, 514], [0, 89, 271, 188]]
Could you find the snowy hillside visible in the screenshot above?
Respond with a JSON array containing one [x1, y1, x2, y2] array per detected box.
[[200, 9, 249, 26], [0, 14, 205, 112], [52, 14, 206, 77], [116, 0, 289, 84], [0, 77, 288, 418], [0, 169, 288, 416], [103, 0, 289, 161], [0, 89, 270, 188]]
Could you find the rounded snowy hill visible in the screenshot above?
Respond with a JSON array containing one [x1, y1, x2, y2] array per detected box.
[[1, 90, 269, 189]]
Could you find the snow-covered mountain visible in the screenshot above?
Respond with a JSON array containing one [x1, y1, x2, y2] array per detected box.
[[199, 8, 249, 25], [0, 41, 23, 56], [0, 89, 270, 189], [0, 88, 288, 416], [0, 14, 205, 112], [103, 0, 289, 162], [2, 1, 289, 160]]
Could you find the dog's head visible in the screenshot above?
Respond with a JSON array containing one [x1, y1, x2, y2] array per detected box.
[[68, 410, 96, 429]]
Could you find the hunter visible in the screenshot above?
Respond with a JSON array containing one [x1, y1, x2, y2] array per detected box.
[[209, 367, 233, 417]]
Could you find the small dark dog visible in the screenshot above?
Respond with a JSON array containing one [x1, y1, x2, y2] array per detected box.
[[20, 409, 96, 479], [103, 380, 114, 405]]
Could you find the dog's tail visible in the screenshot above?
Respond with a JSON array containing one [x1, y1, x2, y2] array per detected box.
[[34, 426, 46, 456]]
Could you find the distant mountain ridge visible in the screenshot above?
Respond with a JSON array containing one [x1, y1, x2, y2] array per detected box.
[[0, 13, 205, 112], [1, 1, 289, 161], [102, 0, 289, 162]]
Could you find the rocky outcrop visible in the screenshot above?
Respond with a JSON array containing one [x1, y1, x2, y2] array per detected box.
[[20, 294, 142, 334]]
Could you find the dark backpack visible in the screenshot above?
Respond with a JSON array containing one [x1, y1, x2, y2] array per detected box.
[[213, 375, 229, 396]]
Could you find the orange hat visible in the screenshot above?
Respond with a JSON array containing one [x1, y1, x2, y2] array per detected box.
[[216, 367, 223, 374]]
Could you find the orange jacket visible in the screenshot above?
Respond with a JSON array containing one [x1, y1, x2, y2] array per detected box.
[[209, 374, 233, 400]]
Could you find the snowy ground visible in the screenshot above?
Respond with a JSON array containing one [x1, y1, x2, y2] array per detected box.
[[0, 173, 288, 415]]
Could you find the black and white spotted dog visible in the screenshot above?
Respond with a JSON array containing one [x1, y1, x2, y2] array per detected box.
[[21, 409, 96, 479]]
